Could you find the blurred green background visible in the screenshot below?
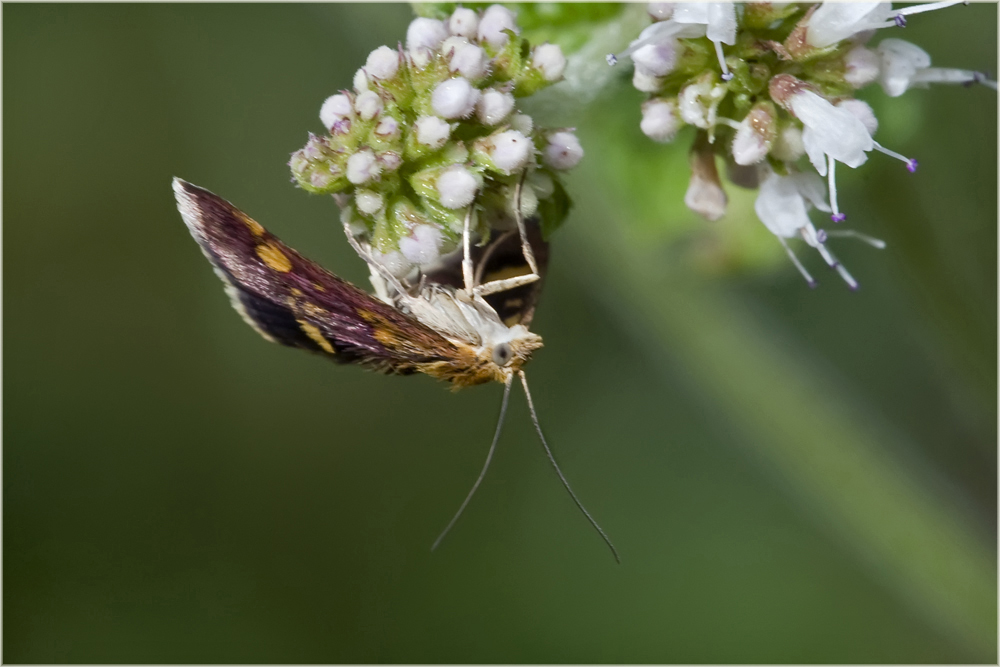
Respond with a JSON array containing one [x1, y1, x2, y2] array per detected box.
[[4, 3, 996, 663]]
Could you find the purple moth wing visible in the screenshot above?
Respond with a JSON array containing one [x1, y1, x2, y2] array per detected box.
[[173, 178, 474, 378]]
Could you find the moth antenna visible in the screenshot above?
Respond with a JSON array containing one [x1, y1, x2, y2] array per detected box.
[[432, 375, 514, 552], [518, 372, 621, 564]]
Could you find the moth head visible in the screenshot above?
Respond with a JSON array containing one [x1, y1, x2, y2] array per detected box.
[[488, 324, 543, 377]]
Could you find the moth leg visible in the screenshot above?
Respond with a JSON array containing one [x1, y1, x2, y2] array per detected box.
[[462, 205, 475, 294], [472, 172, 540, 298], [513, 174, 540, 276], [341, 217, 412, 301]]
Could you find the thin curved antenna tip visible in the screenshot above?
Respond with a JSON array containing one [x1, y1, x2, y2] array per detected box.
[[431, 376, 514, 552], [518, 372, 621, 564]]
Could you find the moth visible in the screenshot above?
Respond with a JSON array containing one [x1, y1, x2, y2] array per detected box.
[[173, 178, 618, 561]]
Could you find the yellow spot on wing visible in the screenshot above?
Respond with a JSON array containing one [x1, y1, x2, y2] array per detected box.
[[257, 243, 293, 272], [298, 319, 336, 354], [237, 211, 266, 237]]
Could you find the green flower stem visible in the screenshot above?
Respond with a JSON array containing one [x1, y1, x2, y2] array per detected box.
[[565, 180, 996, 659]]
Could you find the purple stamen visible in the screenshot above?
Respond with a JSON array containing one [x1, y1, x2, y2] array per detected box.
[[606, 53, 618, 67], [894, 14, 907, 27], [807, 280, 818, 289], [906, 158, 919, 173], [721, 71, 734, 81], [831, 213, 847, 223], [816, 229, 828, 243], [848, 283, 860, 292]]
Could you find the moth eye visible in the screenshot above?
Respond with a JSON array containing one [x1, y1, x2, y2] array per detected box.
[[492, 342, 513, 367]]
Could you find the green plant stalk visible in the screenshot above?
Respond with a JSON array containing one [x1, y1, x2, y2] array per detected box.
[[564, 189, 996, 658]]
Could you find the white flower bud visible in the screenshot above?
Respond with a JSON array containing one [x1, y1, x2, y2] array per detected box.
[[633, 68, 664, 94], [436, 166, 479, 209], [353, 68, 369, 93], [478, 5, 518, 48], [476, 89, 515, 125], [320, 94, 353, 132], [449, 42, 489, 79], [355, 190, 384, 215], [400, 225, 444, 265], [365, 46, 400, 80], [640, 98, 682, 143], [375, 116, 400, 138], [648, 3, 675, 20], [378, 151, 402, 172], [489, 130, 534, 173], [532, 44, 566, 81], [372, 250, 411, 279], [432, 77, 480, 119], [449, 7, 479, 38], [844, 45, 881, 89], [685, 146, 727, 221], [354, 90, 383, 121], [341, 206, 367, 237], [346, 149, 381, 184], [407, 17, 448, 53], [731, 104, 776, 166], [415, 116, 451, 148], [633, 42, 677, 77], [510, 113, 533, 135], [837, 99, 879, 135], [543, 131, 584, 170], [770, 125, 805, 162]]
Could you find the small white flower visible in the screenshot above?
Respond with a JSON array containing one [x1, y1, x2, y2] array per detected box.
[[449, 42, 489, 79], [437, 166, 479, 209], [673, 2, 736, 79], [678, 77, 727, 129], [640, 98, 682, 143], [476, 89, 515, 125], [355, 190, 384, 215], [532, 44, 567, 81], [608, 16, 704, 67], [843, 45, 881, 89], [543, 131, 584, 170], [837, 99, 879, 135], [347, 149, 381, 184], [432, 77, 480, 119], [673, 2, 736, 45], [354, 90, 383, 121], [489, 130, 534, 174], [754, 169, 865, 289], [876, 38, 930, 97], [449, 7, 479, 39], [407, 17, 448, 54], [320, 94, 353, 132], [365, 45, 400, 80], [478, 5, 518, 48], [792, 90, 873, 173], [415, 116, 451, 148], [400, 225, 444, 265], [805, 2, 893, 49]]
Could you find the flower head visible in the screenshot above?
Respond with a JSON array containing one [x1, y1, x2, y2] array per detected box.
[[290, 5, 579, 271]]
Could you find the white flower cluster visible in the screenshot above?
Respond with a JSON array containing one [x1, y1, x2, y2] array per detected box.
[[611, 1, 995, 289], [289, 6, 579, 278]]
